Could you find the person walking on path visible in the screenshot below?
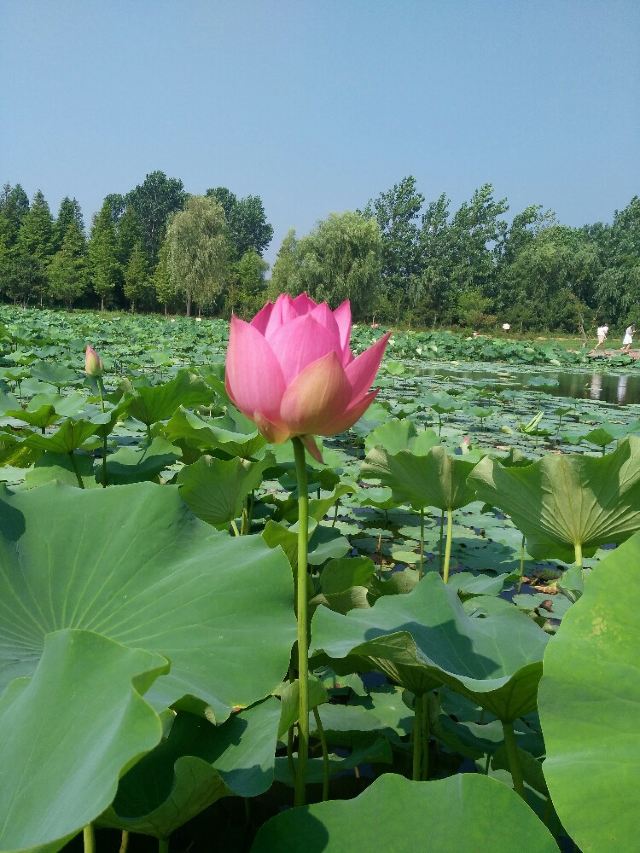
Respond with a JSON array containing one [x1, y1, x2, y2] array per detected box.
[[622, 325, 635, 354], [594, 324, 609, 350]]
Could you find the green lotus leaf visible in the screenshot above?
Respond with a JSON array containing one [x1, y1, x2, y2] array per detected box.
[[24, 452, 99, 489], [0, 482, 296, 720], [5, 403, 59, 429], [364, 418, 439, 455], [177, 453, 271, 528], [539, 532, 640, 851], [126, 369, 213, 426], [251, 772, 558, 852], [469, 436, 640, 563], [361, 444, 477, 511], [30, 361, 80, 388], [101, 698, 282, 839], [311, 573, 548, 720], [24, 414, 111, 454], [105, 436, 181, 484], [165, 406, 266, 459], [0, 629, 167, 853]]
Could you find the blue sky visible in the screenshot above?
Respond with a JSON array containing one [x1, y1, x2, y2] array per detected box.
[[2, 0, 639, 263]]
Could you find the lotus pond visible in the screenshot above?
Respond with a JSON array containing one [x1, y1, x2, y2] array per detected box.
[[0, 307, 638, 852]]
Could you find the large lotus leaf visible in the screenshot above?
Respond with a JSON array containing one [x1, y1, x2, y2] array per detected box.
[[165, 406, 266, 459], [30, 361, 79, 387], [0, 629, 167, 853], [311, 573, 548, 720], [177, 454, 270, 528], [251, 772, 558, 852], [5, 402, 60, 429], [126, 370, 213, 426], [24, 452, 99, 489], [539, 532, 640, 851], [24, 413, 111, 453], [469, 436, 640, 562], [105, 437, 181, 484], [361, 444, 477, 511], [0, 482, 296, 721], [364, 418, 440, 455], [101, 698, 281, 839]]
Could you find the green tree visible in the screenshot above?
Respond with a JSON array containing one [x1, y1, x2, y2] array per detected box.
[[447, 184, 509, 300], [123, 241, 149, 312], [0, 183, 30, 245], [48, 221, 89, 307], [206, 187, 273, 258], [15, 190, 55, 305], [270, 212, 382, 320], [268, 229, 299, 298], [153, 239, 177, 313], [165, 195, 230, 316], [116, 204, 143, 271], [126, 171, 186, 266], [88, 201, 120, 310], [226, 249, 269, 316], [54, 197, 84, 251], [362, 176, 425, 318]]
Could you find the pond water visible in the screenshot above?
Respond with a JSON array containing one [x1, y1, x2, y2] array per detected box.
[[418, 367, 640, 406]]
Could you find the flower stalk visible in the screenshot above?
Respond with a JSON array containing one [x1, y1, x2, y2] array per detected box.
[[292, 436, 310, 806]]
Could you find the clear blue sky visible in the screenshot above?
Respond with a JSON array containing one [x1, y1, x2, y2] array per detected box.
[[2, 0, 639, 263]]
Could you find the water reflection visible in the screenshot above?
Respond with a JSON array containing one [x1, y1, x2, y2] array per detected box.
[[617, 375, 628, 405], [419, 366, 640, 405]]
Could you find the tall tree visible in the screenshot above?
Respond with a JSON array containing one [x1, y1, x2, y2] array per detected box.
[[362, 176, 425, 318], [116, 204, 143, 270], [165, 195, 230, 316], [15, 190, 55, 305], [123, 241, 149, 312], [88, 201, 120, 310], [268, 229, 299, 298], [206, 187, 273, 258], [126, 171, 186, 266], [54, 197, 84, 251], [270, 212, 382, 320], [153, 240, 176, 314], [226, 249, 269, 316], [0, 184, 29, 245], [48, 220, 88, 307]]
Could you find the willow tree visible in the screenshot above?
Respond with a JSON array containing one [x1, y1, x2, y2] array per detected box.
[[165, 195, 230, 316]]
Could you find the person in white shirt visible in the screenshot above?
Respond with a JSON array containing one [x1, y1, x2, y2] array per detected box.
[[594, 324, 609, 349], [622, 325, 635, 354]]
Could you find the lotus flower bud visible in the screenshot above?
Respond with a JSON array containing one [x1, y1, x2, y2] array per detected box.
[[225, 293, 389, 461], [84, 345, 103, 377]]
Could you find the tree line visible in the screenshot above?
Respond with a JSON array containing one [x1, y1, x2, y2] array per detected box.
[[0, 172, 273, 317], [0, 171, 638, 330]]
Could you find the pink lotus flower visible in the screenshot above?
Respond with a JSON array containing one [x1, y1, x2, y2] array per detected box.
[[225, 294, 389, 460], [84, 345, 103, 377]]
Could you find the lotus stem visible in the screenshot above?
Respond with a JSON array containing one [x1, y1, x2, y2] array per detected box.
[[69, 452, 85, 489], [419, 508, 425, 578], [574, 541, 583, 569], [501, 720, 525, 799], [292, 436, 310, 807], [97, 379, 109, 487], [119, 830, 129, 853], [421, 693, 430, 780], [412, 693, 428, 780], [230, 519, 240, 537], [313, 705, 330, 801], [158, 838, 169, 853], [83, 824, 95, 853], [443, 509, 453, 583], [517, 535, 525, 593], [439, 510, 445, 571]]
